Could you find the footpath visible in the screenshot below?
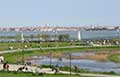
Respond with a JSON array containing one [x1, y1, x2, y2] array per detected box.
[[0, 64, 120, 77]]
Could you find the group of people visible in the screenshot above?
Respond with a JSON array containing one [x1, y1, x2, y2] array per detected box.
[[17, 64, 30, 72], [52, 64, 60, 74], [0, 55, 9, 71], [0, 55, 79, 74], [0, 55, 29, 72]]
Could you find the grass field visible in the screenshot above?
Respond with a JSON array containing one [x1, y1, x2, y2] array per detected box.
[[0, 42, 85, 51], [1, 42, 120, 76], [2, 45, 120, 64], [0, 71, 88, 77], [0, 42, 119, 50], [108, 54, 120, 63]]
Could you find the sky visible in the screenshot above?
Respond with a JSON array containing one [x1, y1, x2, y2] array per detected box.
[[0, 0, 119, 27]]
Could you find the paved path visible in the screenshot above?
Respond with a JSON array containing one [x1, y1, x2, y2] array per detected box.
[[0, 64, 120, 77], [0, 45, 119, 54]]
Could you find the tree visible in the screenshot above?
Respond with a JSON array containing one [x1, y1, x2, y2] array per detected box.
[[64, 34, 70, 41], [58, 34, 70, 41], [40, 34, 50, 41], [15, 33, 21, 41], [30, 34, 34, 41]]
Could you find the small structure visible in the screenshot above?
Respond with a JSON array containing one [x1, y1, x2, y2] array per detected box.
[[78, 30, 81, 41], [21, 32, 24, 43]]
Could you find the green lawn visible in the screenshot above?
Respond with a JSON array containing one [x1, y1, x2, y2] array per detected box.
[[0, 71, 88, 77], [0, 42, 119, 51], [0, 42, 86, 51], [2, 45, 120, 64], [108, 54, 120, 63], [3, 50, 41, 64], [0, 42, 37, 50]]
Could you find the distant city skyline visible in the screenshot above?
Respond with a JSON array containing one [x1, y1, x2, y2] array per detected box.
[[0, 0, 120, 27]]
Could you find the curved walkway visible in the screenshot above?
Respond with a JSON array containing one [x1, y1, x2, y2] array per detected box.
[[0, 64, 120, 77], [0, 45, 119, 54]]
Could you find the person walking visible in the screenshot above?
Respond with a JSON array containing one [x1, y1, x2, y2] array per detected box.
[[54, 64, 60, 74], [74, 65, 78, 74]]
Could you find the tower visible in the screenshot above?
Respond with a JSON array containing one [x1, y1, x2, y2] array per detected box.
[[21, 32, 24, 43], [78, 30, 81, 41]]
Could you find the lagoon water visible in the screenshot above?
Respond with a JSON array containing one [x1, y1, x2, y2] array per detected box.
[[0, 29, 119, 40], [27, 55, 120, 73]]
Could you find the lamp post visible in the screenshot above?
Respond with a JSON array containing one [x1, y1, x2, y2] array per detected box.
[[22, 49, 24, 64], [117, 29, 120, 38], [49, 51, 52, 67], [69, 53, 72, 75], [53, 30, 58, 47], [22, 45, 27, 64]]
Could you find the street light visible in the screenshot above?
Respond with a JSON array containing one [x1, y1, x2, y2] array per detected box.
[[22, 48, 24, 64], [49, 51, 52, 67], [53, 30, 58, 47], [69, 53, 72, 75], [117, 29, 120, 38], [22, 45, 27, 64]]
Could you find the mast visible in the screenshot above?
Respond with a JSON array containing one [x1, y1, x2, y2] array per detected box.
[[21, 32, 24, 43], [78, 30, 81, 41]]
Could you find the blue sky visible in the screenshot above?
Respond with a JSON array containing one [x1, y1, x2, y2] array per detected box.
[[0, 0, 119, 27]]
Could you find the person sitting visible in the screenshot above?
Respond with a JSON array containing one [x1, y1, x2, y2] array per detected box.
[[17, 67, 24, 72], [3, 61, 9, 71], [17, 64, 28, 72], [54, 64, 60, 74]]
